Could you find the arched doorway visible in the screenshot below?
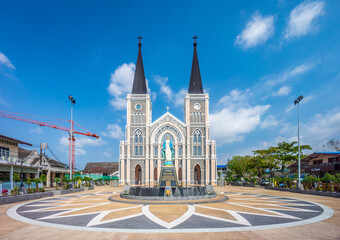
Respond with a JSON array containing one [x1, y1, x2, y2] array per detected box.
[[135, 164, 142, 185], [194, 164, 201, 185], [154, 167, 158, 182]]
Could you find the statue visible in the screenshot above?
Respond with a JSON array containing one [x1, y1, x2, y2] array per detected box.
[[162, 134, 174, 166]]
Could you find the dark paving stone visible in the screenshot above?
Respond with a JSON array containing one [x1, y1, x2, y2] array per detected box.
[[280, 205, 322, 211], [238, 212, 297, 226], [17, 205, 58, 212], [272, 209, 322, 220], [93, 215, 165, 229], [174, 214, 245, 229], [42, 213, 99, 227], [18, 210, 66, 220]]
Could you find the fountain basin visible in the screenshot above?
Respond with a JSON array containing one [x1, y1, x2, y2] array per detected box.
[[120, 185, 216, 201]]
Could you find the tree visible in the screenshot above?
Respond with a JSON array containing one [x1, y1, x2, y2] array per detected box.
[[228, 156, 251, 180], [25, 178, 32, 189], [247, 155, 267, 184], [274, 141, 312, 174], [326, 139, 340, 151], [54, 177, 60, 188], [13, 173, 21, 187], [32, 178, 41, 191], [40, 174, 47, 186]]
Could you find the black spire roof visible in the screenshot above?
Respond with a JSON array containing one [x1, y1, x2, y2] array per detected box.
[[131, 36, 147, 94], [188, 36, 203, 94]]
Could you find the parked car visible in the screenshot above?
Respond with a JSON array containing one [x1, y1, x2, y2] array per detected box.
[[260, 180, 269, 185]]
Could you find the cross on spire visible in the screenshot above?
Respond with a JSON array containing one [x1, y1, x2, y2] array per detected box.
[[137, 35, 142, 46], [193, 35, 198, 42], [166, 106, 170, 113]]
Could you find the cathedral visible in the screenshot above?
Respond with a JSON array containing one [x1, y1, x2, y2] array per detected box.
[[119, 37, 217, 186]]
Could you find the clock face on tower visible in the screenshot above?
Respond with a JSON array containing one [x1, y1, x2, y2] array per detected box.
[[194, 103, 201, 110], [135, 103, 142, 110]]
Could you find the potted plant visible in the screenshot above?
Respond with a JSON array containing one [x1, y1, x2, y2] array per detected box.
[[2, 189, 8, 196]]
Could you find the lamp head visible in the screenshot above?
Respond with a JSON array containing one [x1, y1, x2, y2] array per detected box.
[[68, 95, 76, 104]]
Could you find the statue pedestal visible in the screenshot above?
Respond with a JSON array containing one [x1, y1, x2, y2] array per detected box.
[[159, 165, 178, 188]]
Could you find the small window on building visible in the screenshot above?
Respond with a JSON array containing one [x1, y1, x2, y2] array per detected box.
[[194, 146, 197, 155], [198, 146, 202, 155], [154, 146, 158, 156]]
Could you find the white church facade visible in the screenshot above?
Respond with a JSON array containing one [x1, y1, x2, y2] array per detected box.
[[119, 37, 217, 186]]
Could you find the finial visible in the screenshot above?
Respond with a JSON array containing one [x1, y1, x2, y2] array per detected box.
[[193, 35, 198, 47], [166, 106, 170, 113], [137, 35, 142, 47]]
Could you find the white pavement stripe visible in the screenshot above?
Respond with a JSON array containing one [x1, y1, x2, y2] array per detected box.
[[142, 205, 195, 229]]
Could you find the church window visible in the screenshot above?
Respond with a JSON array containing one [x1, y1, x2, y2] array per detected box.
[[154, 146, 158, 156], [198, 146, 202, 155], [178, 145, 182, 156], [134, 129, 143, 156], [193, 129, 202, 156]]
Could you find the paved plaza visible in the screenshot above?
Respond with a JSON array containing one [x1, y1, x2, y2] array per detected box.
[[1, 186, 340, 240]]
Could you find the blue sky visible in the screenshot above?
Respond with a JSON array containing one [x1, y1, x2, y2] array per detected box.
[[1, 0, 340, 168]]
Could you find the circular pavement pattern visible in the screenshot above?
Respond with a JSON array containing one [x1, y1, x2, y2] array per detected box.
[[7, 191, 334, 233]]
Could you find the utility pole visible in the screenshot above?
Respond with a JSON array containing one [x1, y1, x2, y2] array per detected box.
[[294, 95, 304, 190], [38, 144, 42, 178], [68, 95, 76, 181]]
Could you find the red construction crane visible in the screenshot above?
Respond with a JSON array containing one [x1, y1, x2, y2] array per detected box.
[[0, 110, 99, 178]]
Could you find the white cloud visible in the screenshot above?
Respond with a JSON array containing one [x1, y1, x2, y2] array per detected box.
[[280, 110, 340, 151], [59, 136, 106, 156], [211, 89, 270, 144], [264, 63, 314, 86], [102, 124, 124, 139], [108, 63, 135, 110], [260, 115, 279, 129], [285, 95, 314, 112], [274, 85, 291, 96], [107, 63, 155, 110], [218, 89, 252, 107], [0, 52, 15, 69], [102, 151, 111, 158], [154, 75, 186, 107], [30, 127, 44, 134], [285, 0, 325, 39], [235, 11, 275, 49]]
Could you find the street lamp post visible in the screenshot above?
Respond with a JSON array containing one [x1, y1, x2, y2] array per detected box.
[[68, 95, 76, 181], [294, 95, 304, 190]]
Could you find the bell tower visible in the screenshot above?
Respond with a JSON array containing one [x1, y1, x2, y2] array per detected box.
[[184, 36, 215, 185], [120, 36, 152, 185]]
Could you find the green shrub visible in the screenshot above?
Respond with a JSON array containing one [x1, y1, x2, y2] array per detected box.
[[10, 187, 19, 196], [322, 174, 335, 183]]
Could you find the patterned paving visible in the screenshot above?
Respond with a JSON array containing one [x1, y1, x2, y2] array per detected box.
[[7, 191, 334, 233]]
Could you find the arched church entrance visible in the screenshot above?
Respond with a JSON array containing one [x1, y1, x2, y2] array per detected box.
[[154, 167, 158, 183], [135, 164, 142, 185], [178, 167, 182, 181], [194, 164, 201, 185]]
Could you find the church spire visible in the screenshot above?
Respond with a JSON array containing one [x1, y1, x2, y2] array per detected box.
[[131, 35, 148, 94], [188, 35, 204, 94]]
